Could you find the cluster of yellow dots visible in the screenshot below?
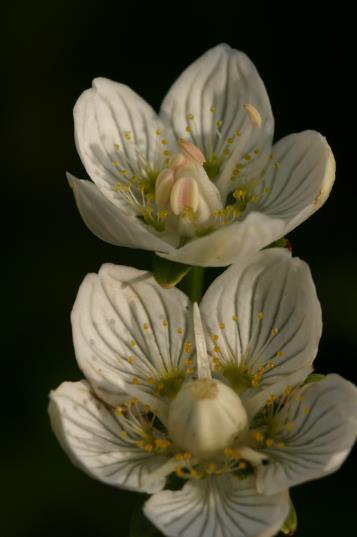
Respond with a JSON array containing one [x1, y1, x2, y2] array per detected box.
[[251, 429, 285, 449]]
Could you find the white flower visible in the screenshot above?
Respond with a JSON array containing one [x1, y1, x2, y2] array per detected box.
[[68, 44, 335, 267], [49, 249, 357, 537]]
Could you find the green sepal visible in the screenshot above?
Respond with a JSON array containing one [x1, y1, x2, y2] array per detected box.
[[130, 494, 165, 537], [265, 237, 291, 250], [305, 373, 326, 384], [152, 254, 192, 288], [280, 496, 298, 535]]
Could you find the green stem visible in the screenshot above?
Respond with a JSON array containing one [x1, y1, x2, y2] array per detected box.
[[180, 266, 205, 303]]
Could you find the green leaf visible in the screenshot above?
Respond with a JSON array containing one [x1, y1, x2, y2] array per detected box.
[[130, 494, 165, 537], [152, 254, 192, 288], [305, 373, 326, 384], [280, 497, 297, 535]]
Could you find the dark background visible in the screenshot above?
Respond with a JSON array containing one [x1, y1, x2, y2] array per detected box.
[[3, 1, 356, 536]]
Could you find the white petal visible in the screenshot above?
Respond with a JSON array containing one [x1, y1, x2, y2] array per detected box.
[[74, 77, 169, 196], [160, 44, 274, 186], [71, 264, 194, 407], [144, 475, 289, 537], [158, 211, 286, 267], [200, 248, 321, 391], [256, 374, 357, 495], [193, 303, 211, 380], [68, 174, 175, 252], [49, 381, 170, 493], [258, 131, 335, 231]]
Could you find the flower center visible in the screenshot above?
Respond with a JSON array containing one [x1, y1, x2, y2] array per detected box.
[[167, 379, 248, 459]]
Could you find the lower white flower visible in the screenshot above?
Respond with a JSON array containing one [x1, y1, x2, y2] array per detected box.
[[49, 249, 357, 537]]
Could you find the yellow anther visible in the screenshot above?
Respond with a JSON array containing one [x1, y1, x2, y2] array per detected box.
[[286, 422, 295, 431], [120, 169, 127, 176], [252, 431, 264, 442], [213, 345, 221, 353], [177, 327, 183, 334], [130, 340, 136, 347], [303, 406, 310, 415], [144, 443, 154, 452], [209, 105, 216, 113], [184, 359, 193, 367], [185, 126, 192, 133], [235, 130, 241, 136], [212, 334, 219, 342], [232, 169, 240, 177], [227, 137, 234, 144], [232, 314, 239, 321], [175, 467, 186, 478], [124, 131, 131, 140], [175, 453, 184, 461], [224, 447, 233, 457], [272, 327, 279, 336], [155, 128, 161, 136], [219, 322, 225, 330], [266, 394, 277, 406], [183, 341, 192, 353], [265, 438, 274, 447], [274, 162, 281, 169], [243, 154, 252, 161], [254, 148, 261, 155], [283, 386, 292, 397], [114, 406, 123, 416], [186, 113, 194, 120], [127, 355, 134, 364], [143, 323, 149, 331], [257, 311, 264, 320], [223, 148, 231, 156], [238, 461, 247, 469], [143, 404, 151, 413], [233, 189, 246, 200], [186, 367, 194, 375], [296, 394, 304, 402], [183, 452, 192, 460], [119, 431, 128, 438], [112, 160, 119, 167], [132, 377, 141, 385], [162, 319, 168, 327], [207, 463, 217, 473], [154, 438, 171, 449], [161, 139, 168, 145], [276, 351, 284, 358], [146, 377, 155, 385], [114, 182, 122, 192], [276, 441, 285, 448], [114, 143, 120, 151], [268, 361, 274, 369], [216, 120, 223, 128], [163, 149, 170, 156]]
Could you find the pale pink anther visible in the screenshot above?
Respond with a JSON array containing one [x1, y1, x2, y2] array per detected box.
[[168, 153, 187, 169], [170, 176, 199, 215], [155, 168, 174, 209], [179, 140, 205, 165]]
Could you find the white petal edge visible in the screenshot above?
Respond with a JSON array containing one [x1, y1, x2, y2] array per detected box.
[[160, 44, 274, 191], [74, 77, 169, 196], [144, 475, 289, 537], [68, 174, 176, 252], [71, 263, 194, 409], [200, 248, 322, 392], [256, 374, 357, 495], [158, 211, 286, 267], [49, 380, 171, 493], [258, 131, 335, 232]]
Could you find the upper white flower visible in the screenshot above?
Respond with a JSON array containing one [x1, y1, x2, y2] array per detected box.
[[69, 44, 335, 267], [49, 249, 357, 537]]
